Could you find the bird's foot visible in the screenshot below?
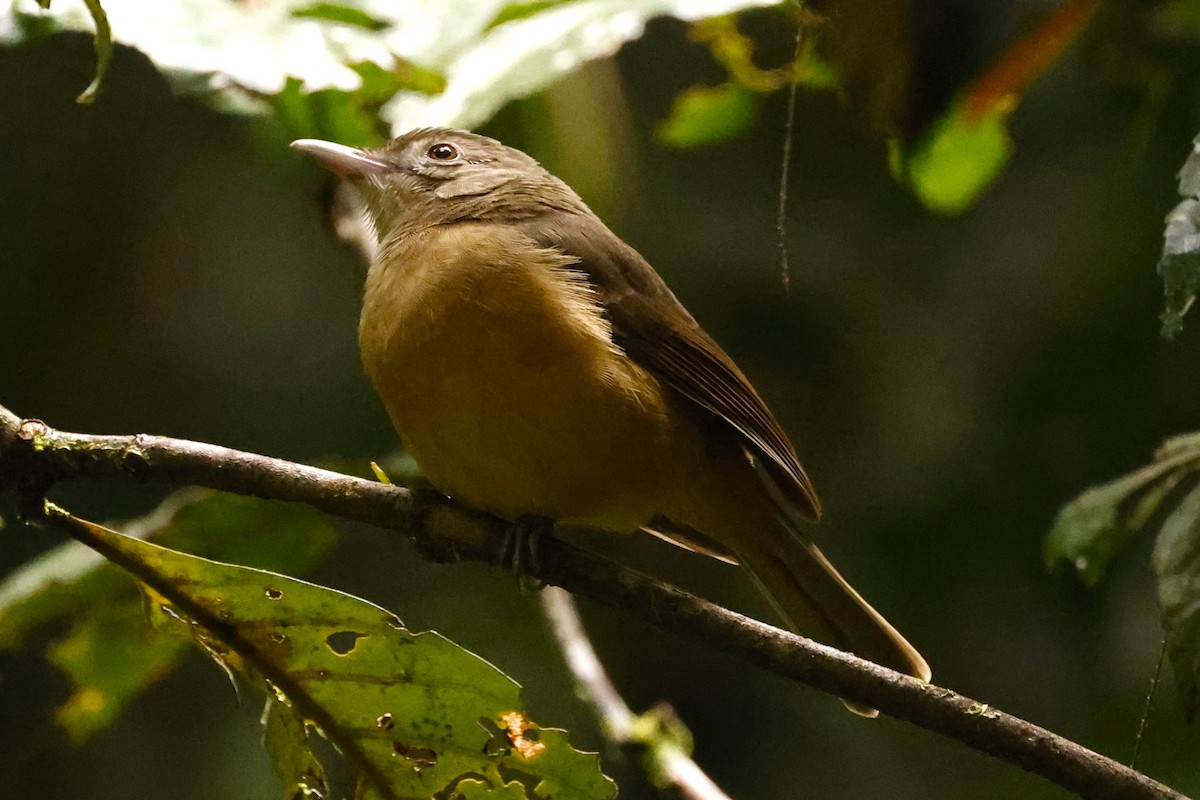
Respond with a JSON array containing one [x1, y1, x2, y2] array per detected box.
[[499, 514, 552, 594]]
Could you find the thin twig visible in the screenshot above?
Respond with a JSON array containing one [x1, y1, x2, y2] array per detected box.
[[776, 4, 805, 293], [541, 586, 732, 800], [0, 403, 1186, 800], [1131, 639, 1168, 770]]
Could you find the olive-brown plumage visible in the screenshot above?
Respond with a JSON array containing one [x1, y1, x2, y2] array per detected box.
[[293, 129, 930, 711]]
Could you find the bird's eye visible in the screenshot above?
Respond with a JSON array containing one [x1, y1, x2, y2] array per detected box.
[[427, 143, 459, 161]]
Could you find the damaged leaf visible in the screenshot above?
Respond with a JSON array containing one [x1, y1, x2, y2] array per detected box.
[[0, 490, 338, 743], [50, 509, 615, 800]]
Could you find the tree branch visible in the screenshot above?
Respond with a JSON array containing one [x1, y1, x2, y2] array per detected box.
[[0, 403, 1186, 800], [541, 586, 732, 800]]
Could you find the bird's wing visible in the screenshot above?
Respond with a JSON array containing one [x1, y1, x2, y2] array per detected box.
[[517, 213, 822, 523]]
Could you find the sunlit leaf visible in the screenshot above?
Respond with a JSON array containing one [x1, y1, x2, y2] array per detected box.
[[5, 0, 776, 137], [0, 490, 339, 743], [656, 82, 759, 148], [381, 0, 781, 131], [53, 510, 616, 800], [1045, 432, 1200, 585]]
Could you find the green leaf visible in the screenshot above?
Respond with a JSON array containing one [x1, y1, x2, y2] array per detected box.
[[0, 490, 339, 743], [453, 779, 529, 799], [379, 0, 781, 131], [5, 0, 776, 136], [54, 510, 616, 800], [898, 101, 1011, 215], [1048, 433, 1200, 715], [290, 3, 389, 31], [1156, 0, 1200, 36], [1152, 483, 1200, 720], [486, 2, 566, 30], [1045, 433, 1200, 585], [262, 696, 330, 800], [48, 598, 191, 743], [1158, 135, 1200, 339], [656, 82, 759, 149]]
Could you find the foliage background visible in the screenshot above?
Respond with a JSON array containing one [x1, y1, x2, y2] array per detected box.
[[4, 3, 1200, 798]]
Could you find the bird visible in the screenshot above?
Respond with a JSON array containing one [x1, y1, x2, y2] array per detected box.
[[291, 129, 930, 712]]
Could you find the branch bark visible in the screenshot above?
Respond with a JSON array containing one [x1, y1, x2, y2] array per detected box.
[[0, 403, 1186, 800]]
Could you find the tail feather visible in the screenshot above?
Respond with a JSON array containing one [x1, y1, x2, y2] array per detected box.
[[736, 537, 930, 716]]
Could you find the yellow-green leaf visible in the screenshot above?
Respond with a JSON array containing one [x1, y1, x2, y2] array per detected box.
[[898, 102, 1011, 215], [656, 82, 760, 149], [54, 510, 616, 800], [0, 490, 339, 743]]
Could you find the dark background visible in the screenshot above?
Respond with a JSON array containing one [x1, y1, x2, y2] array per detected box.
[[3, 5, 1200, 798]]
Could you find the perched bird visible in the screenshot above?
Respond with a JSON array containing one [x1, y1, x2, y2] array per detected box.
[[292, 130, 930, 711]]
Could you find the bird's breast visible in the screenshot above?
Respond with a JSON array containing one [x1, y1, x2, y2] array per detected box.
[[358, 224, 701, 528]]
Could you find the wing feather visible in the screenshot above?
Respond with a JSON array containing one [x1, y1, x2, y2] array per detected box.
[[517, 213, 822, 522]]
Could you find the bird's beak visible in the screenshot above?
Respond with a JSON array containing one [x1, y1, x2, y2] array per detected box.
[[291, 139, 391, 178]]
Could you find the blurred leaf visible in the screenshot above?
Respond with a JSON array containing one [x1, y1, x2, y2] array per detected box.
[[270, 77, 384, 148], [5, 0, 777, 137], [48, 599, 189, 744], [54, 510, 616, 800], [1152, 484, 1200, 719], [657, 13, 837, 150], [74, 0, 111, 104], [899, 103, 1011, 215], [380, 0, 781, 131], [453, 779, 528, 799], [896, 0, 1100, 214], [290, 3, 389, 31], [486, 2, 565, 29], [657, 82, 759, 148], [1158, 135, 1200, 339], [0, 490, 339, 743], [1045, 432, 1200, 586], [263, 696, 330, 800], [1048, 433, 1200, 713], [1155, 0, 1200, 34]]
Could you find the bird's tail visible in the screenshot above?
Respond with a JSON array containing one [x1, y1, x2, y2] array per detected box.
[[735, 534, 930, 717]]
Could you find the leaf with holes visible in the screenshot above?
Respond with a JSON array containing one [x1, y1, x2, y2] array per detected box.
[[0, 490, 339, 743], [54, 510, 616, 800]]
